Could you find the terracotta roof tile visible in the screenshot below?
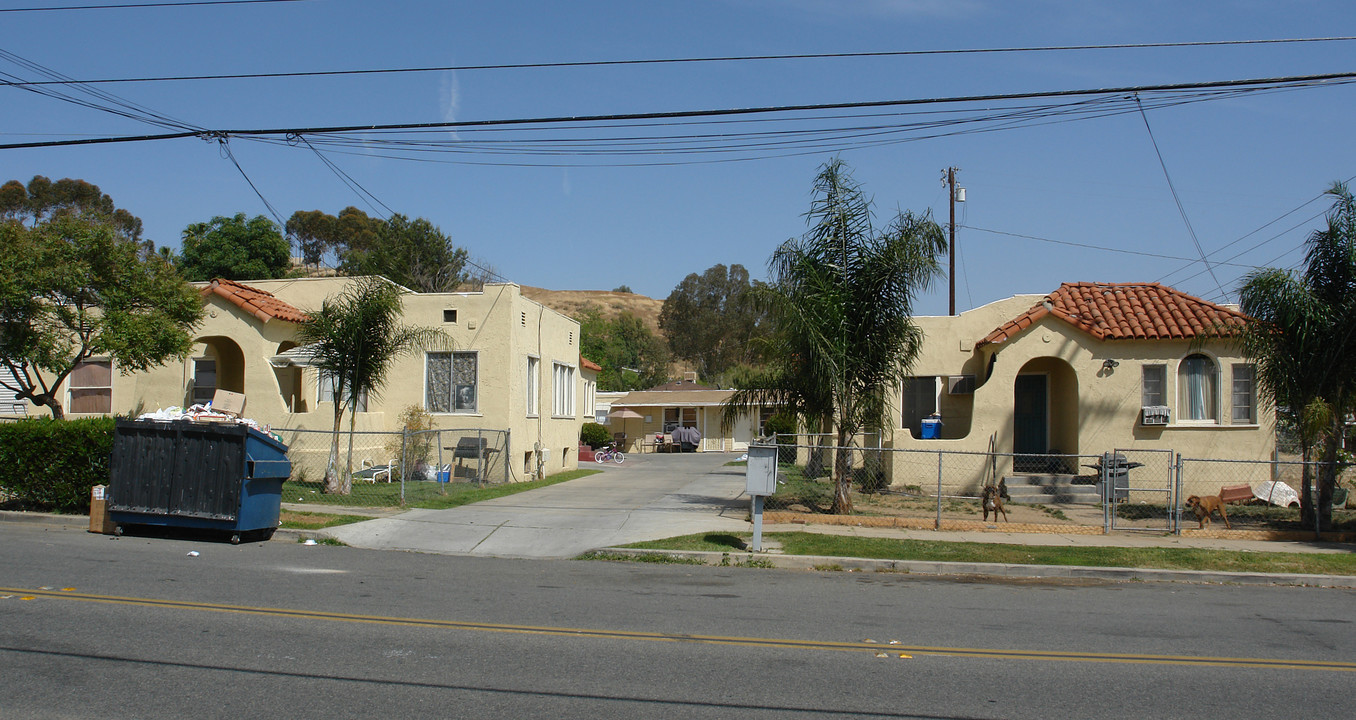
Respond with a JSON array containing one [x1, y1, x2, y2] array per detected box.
[[201, 278, 310, 325], [976, 282, 1247, 348], [580, 356, 603, 372]]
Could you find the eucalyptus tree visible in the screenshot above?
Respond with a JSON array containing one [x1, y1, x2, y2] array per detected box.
[[296, 277, 448, 494], [724, 159, 947, 514], [1236, 181, 1356, 530]]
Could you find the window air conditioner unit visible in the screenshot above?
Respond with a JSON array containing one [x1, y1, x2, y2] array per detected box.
[[946, 375, 975, 395], [1141, 406, 1170, 426]]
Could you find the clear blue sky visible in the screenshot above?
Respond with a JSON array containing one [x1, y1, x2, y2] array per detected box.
[[4, 0, 1353, 316]]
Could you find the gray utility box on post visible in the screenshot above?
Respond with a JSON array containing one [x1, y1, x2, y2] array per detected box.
[[746, 444, 779, 496]]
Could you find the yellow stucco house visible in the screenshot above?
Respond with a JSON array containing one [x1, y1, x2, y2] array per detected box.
[[887, 282, 1274, 493], [56, 277, 598, 481]]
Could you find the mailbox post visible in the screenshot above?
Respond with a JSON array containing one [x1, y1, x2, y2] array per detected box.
[[745, 444, 779, 552]]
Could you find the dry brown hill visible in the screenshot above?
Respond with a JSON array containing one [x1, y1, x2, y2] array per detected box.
[[520, 286, 664, 334]]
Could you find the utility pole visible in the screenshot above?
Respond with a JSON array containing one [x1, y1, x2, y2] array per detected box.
[[942, 167, 964, 316]]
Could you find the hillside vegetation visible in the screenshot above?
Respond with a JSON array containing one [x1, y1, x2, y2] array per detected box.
[[520, 286, 663, 334]]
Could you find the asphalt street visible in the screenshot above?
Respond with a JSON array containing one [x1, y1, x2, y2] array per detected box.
[[3, 521, 1354, 719]]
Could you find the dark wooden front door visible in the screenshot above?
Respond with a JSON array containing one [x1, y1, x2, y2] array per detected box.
[[1013, 374, 1048, 471]]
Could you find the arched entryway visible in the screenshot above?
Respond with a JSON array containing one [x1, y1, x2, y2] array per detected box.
[[1012, 357, 1079, 472], [190, 336, 245, 405]]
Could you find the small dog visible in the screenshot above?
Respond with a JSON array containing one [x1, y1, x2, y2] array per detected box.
[[981, 479, 1010, 523], [1185, 494, 1232, 529]]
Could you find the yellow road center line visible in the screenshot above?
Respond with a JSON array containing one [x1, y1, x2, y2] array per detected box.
[[5, 586, 1354, 672]]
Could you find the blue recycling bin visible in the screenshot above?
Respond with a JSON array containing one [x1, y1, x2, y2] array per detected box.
[[107, 419, 291, 543], [920, 417, 943, 439]]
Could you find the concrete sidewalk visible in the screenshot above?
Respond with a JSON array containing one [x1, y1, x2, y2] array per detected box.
[[322, 451, 750, 558]]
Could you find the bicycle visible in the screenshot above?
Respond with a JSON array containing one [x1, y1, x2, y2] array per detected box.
[[593, 443, 625, 464]]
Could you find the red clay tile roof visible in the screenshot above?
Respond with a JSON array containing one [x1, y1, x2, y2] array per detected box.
[[201, 278, 310, 325], [976, 282, 1248, 348], [580, 356, 603, 372]]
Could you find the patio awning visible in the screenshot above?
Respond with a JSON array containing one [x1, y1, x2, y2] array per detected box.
[[268, 344, 321, 368]]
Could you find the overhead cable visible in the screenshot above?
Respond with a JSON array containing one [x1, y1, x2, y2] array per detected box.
[[5, 36, 1354, 85], [3, 70, 1353, 152]]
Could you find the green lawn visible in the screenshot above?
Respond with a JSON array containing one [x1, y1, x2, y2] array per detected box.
[[612, 531, 1356, 576], [281, 468, 601, 511]]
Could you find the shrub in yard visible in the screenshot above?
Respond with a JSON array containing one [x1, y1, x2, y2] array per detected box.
[[580, 422, 611, 449], [0, 417, 115, 513]]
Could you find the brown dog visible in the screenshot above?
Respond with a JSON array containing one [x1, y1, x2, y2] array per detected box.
[[1185, 494, 1232, 529], [981, 480, 1009, 523]]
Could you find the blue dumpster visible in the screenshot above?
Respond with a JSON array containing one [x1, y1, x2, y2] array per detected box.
[[107, 419, 291, 543]]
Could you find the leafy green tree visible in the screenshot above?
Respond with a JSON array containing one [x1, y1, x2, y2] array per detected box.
[[659, 263, 768, 382], [1236, 181, 1356, 530], [578, 307, 669, 391], [295, 277, 448, 494], [178, 213, 291, 281], [722, 159, 946, 514], [285, 208, 470, 292], [0, 215, 202, 419]]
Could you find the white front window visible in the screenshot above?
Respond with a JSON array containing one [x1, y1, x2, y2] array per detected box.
[[319, 370, 368, 412], [553, 362, 575, 417], [1232, 364, 1256, 424], [526, 356, 539, 417]]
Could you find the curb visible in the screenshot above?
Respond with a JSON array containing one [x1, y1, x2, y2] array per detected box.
[[0, 510, 88, 528], [592, 547, 1356, 588]]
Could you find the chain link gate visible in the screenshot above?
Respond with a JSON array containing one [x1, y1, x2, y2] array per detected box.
[[1104, 448, 1177, 532]]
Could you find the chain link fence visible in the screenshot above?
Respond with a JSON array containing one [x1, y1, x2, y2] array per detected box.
[[277, 426, 511, 509], [759, 441, 1112, 533], [755, 440, 1355, 535]]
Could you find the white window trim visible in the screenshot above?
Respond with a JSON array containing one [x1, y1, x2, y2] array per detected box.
[[1141, 363, 1167, 408], [552, 361, 576, 418], [1230, 363, 1258, 426], [526, 355, 540, 418], [318, 369, 368, 413], [1176, 352, 1222, 425]]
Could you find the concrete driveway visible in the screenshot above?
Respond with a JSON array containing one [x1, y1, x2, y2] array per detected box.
[[325, 450, 751, 558]]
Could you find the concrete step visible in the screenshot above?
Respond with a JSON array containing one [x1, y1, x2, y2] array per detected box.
[[1001, 475, 1101, 506]]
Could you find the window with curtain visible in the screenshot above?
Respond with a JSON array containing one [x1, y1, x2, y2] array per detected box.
[[1232, 364, 1256, 424], [1177, 354, 1218, 422], [426, 352, 477, 413], [69, 359, 112, 414]]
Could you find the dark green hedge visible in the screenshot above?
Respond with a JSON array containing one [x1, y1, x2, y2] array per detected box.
[[580, 422, 612, 449], [0, 417, 115, 513]]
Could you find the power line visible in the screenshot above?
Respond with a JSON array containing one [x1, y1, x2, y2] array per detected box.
[[1134, 95, 1223, 298], [0, 0, 306, 13], [959, 225, 1259, 267], [6, 36, 1355, 85], [4, 70, 1354, 152]]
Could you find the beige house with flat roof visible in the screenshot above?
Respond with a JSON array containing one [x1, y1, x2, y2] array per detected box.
[[608, 379, 773, 453], [64, 277, 596, 480], [886, 282, 1274, 494]]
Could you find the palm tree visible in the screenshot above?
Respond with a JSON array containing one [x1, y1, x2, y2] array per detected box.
[[297, 277, 448, 495], [1236, 181, 1356, 530], [724, 158, 947, 514]]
